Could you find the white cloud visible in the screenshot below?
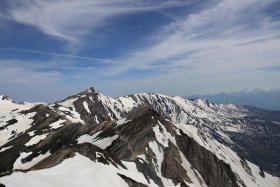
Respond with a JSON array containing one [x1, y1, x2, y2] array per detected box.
[[4, 0, 193, 51], [91, 0, 280, 95], [1, 0, 280, 99], [104, 0, 279, 71], [0, 60, 63, 84], [0, 67, 62, 84], [2, 48, 114, 64]]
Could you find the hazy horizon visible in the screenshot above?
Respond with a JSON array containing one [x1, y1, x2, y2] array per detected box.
[[1, 87, 280, 104]]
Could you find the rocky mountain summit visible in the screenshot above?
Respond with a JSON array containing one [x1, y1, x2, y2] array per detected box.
[[0, 88, 279, 187]]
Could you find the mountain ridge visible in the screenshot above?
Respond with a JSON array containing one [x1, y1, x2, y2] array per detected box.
[[186, 88, 280, 111], [0, 87, 279, 187]]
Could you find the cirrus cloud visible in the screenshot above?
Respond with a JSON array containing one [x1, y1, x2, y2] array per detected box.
[[2, 0, 194, 50]]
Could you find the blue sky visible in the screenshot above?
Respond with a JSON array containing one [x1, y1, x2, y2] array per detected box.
[[0, 0, 280, 102]]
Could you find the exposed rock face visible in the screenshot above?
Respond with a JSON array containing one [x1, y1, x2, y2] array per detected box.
[[0, 145, 21, 174], [0, 88, 279, 187], [161, 141, 192, 185], [54, 87, 124, 125], [0, 104, 82, 174], [106, 108, 160, 160], [119, 93, 280, 176], [134, 158, 164, 187], [176, 130, 239, 187], [0, 119, 18, 131], [228, 111, 280, 176], [30, 148, 75, 170]]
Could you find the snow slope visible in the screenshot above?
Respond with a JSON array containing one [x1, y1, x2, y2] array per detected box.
[[0, 89, 279, 187], [0, 96, 36, 146], [0, 153, 158, 187]]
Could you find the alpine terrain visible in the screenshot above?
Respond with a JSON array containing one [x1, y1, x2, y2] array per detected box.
[[0, 87, 279, 187], [187, 88, 280, 111]]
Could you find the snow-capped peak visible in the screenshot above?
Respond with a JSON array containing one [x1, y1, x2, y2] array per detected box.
[[81, 87, 100, 95], [1, 87, 279, 187]]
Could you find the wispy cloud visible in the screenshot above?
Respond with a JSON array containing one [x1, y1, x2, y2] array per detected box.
[[3, 0, 193, 51], [0, 60, 63, 84], [91, 0, 280, 95], [1, 0, 280, 100], [2, 47, 113, 63], [105, 0, 280, 73]]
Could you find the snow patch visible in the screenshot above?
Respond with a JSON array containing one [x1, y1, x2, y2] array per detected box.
[[49, 119, 66, 129], [93, 135, 119, 149], [78, 132, 118, 149], [0, 146, 13, 152], [13, 151, 51, 170], [56, 98, 84, 124], [118, 96, 137, 110], [94, 115, 99, 124], [28, 131, 36, 137], [2, 154, 155, 187], [77, 132, 101, 144], [115, 118, 132, 128], [83, 101, 91, 114], [0, 111, 36, 146], [25, 134, 48, 146]]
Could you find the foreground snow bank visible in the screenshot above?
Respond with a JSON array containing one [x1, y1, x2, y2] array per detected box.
[[0, 154, 130, 187]]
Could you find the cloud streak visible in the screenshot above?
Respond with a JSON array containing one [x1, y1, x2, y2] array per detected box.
[[2, 47, 113, 63], [3, 0, 194, 50], [88, 0, 280, 95], [94, 0, 279, 74], [0, 60, 63, 84], [1, 0, 280, 100]]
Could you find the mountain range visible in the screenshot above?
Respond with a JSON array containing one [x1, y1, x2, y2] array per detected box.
[[0, 87, 279, 187], [186, 88, 280, 111]]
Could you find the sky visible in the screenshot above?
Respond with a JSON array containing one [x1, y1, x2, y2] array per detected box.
[[0, 0, 280, 102]]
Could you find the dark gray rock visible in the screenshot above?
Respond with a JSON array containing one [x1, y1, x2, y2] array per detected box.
[[161, 141, 192, 185], [176, 129, 239, 187]]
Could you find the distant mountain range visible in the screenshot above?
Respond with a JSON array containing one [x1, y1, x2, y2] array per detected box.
[[186, 88, 280, 111], [0, 88, 280, 187]]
